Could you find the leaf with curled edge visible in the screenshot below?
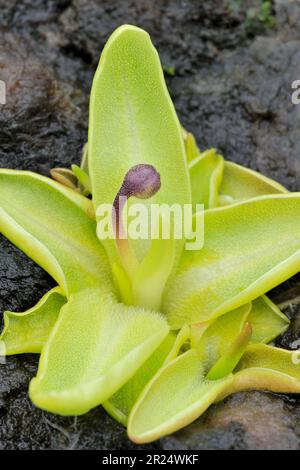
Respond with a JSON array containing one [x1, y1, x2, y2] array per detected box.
[[103, 331, 176, 425], [0, 170, 112, 296], [89, 25, 191, 266], [229, 343, 300, 396], [164, 194, 300, 328], [0, 287, 66, 355], [127, 343, 300, 443], [127, 349, 233, 443], [126, 304, 291, 443], [189, 149, 224, 210], [195, 304, 252, 373], [104, 324, 190, 425], [29, 287, 169, 416], [248, 295, 289, 344], [219, 161, 287, 205]]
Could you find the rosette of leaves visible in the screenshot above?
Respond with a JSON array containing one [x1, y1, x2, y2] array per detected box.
[[1, 25, 300, 443]]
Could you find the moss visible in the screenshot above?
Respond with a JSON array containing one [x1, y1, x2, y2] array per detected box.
[[228, 1, 276, 34]]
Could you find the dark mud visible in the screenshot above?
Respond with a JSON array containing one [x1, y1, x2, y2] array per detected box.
[[0, 0, 300, 449]]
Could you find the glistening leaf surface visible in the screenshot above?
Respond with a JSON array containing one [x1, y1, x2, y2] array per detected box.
[[29, 288, 169, 415], [189, 149, 224, 209], [196, 304, 251, 372], [104, 332, 176, 425], [164, 194, 300, 328], [0, 170, 112, 294], [220, 161, 287, 205], [231, 344, 300, 395], [193, 297, 288, 369], [89, 25, 191, 263], [0, 287, 65, 355], [248, 296, 289, 344], [128, 349, 232, 443]]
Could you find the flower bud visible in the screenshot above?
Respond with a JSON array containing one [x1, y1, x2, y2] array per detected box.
[[119, 164, 161, 199]]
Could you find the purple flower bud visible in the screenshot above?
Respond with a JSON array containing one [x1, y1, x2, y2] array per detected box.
[[119, 164, 161, 199], [113, 164, 161, 241]]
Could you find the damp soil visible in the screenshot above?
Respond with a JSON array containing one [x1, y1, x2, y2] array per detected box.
[[0, 0, 300, 450]]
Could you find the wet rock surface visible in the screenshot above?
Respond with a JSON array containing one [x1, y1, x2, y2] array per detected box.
[[0, 0, 300, 450], [162, 392, 300, 450]]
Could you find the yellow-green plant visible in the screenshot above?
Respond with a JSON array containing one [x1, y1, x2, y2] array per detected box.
[[1, 25, 300, 443]]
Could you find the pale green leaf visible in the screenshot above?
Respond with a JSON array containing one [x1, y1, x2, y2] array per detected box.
[[196, 304, 251, 372], [219, 161, 287, 205], [112, 263, 133, 305], [103, 331, 176, 425], [182, 128, 200, 163], [71, 164, 92, 195], [0, 287, 65, 355], [164, 324, 191, 363], [193, 296, 289, 370], [189, 149, 224, 209], [131, 211, 175, 311], [50, 168, 78, 191], [206, 322, 252, 380], [248, 296, 289, 344], [164, 194, 300, 328], [29, 288, 169, 415], [128, 349, 233, 443], [0, 170, 111, 295], [231, 344, 300, 395], [89, 25, 191, 264]]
